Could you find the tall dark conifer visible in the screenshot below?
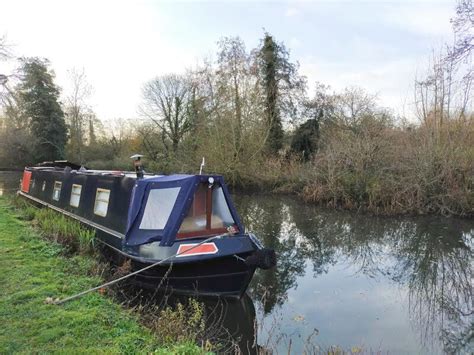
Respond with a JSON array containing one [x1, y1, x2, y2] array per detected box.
[[17, 58, 67, 162], [260, 34, 284, 153], [259, 33, 306, 154]]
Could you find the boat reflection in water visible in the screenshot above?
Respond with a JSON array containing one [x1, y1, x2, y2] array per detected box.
[[114, 282, 260, 354], [201, 294, 258, 354]]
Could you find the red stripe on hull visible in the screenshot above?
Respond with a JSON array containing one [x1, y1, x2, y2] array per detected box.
[[176, 243, 218, 257]]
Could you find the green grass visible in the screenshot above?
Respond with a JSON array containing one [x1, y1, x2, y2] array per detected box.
[[0, 197, 208, 354]]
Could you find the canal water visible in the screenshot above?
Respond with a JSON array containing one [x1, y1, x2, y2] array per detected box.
[[1, 171, 472, 354], [0, 171, 21, 197], [236, 194, 473, 354]]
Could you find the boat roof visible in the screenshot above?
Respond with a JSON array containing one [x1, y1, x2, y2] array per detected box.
[[26, 164, 242, 246], [34, 160, 85, 170]]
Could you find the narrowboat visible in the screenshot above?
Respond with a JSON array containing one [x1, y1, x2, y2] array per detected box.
[[18, 160, 276, 297]]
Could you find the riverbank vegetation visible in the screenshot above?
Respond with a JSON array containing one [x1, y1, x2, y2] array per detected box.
[[0, 196, 213, 354], [0, 2, 472, 217]]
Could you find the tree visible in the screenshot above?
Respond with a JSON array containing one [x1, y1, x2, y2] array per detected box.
[[415, 49, 472, 128], [64, 68, 93, 163], [0, 89, 35, 167], [140, 74, 192, 153], [291, 83, 335, 160], [449, 0, 473, 66], [259, 33, 283, 153], [290, 119, 319, 161], [414, 1, 473, 129], [258, 32, 306, 153], [185, 64, 212, 153], [0, 35, 13, 104], [181, 52, 267, 184], [332, 87, 381, 131], [16, 58, 67, 162], [216, 37, 248, 150], [0, 35, 10, 61]]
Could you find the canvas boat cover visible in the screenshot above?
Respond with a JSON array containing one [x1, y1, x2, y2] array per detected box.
[[124, 174, 244, 246]]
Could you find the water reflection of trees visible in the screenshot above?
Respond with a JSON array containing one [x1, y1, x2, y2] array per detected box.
[[238, 197, 307, 313], [388, 220, 473, 353], [234, 194, 473, 353]]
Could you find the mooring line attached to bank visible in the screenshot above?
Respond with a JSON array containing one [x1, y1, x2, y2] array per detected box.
[[53, 234, 225, 305]]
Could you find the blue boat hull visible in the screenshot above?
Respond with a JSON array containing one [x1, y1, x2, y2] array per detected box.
[[130, 255, 256, 297]]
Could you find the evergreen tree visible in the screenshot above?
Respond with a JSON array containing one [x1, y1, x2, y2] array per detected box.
[[258, 33, 306, 154], [260, 34, 283, 153], [17, 58, 67, 162], [291, 83, 334, 160], [290, 118, 319, 161]]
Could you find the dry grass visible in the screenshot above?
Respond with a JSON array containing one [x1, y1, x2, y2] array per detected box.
[[298, 117, 474, 216]]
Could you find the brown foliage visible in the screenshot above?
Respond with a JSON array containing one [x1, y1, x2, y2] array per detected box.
[[302, 116, 474, 216]]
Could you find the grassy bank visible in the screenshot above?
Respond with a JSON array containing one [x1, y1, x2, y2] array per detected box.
[[0, 196, 206, 354]]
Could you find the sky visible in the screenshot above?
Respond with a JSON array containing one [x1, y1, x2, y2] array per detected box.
[[0, 0, 457, 120]]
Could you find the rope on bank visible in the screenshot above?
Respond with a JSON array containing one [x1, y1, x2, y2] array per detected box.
[[52, 234, 226, 305]]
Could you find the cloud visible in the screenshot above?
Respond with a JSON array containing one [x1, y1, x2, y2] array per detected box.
[[289, 37, 302, 48], [299, 54, 417, 117], [382, 2, 454, 37], [285, 7, 299, 17]]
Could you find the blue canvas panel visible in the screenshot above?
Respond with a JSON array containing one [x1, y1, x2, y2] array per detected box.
[[124, 174, 244, 246]]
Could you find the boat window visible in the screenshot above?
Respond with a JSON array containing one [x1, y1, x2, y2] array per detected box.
[[212, 187, 235, 226], [139, 187, 181, 230], [70, 184, 82, 207], [42, 181, 46, 191], [94, 188, 110, 217], [178, 183, 236, 237], [52, 181, 62, 201]]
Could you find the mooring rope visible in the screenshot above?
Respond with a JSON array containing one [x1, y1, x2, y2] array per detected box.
[[53, 234, 226, 305]]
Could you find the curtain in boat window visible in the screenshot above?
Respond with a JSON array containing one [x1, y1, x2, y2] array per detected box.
[[70, 184, 82, 207], [179, 184, 207, 233], [139, 187, 181, 230], [52, 181, 62, 201], [94, 189, 110, 217]]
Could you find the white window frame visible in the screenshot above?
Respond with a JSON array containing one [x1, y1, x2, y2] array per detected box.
[[52, 181, 62, 201], [70, 184, 82, 208], [94, 188, 110, 217]]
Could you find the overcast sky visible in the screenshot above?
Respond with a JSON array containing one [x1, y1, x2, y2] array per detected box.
[[1, 0, 456, 120]]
